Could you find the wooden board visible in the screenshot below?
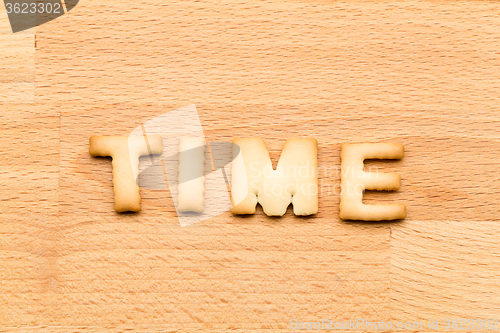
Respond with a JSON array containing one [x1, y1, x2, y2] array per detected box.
[[1, 0, 500, 331], [0, 2, 34, 103]]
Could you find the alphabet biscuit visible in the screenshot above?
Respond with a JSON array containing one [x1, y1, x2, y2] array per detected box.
[[339, 143, 406, 221], [89, 135, 163, 212], [177, 137, 206, 213], [231, 138, 318, 216]]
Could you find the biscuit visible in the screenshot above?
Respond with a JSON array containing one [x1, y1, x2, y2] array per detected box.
[[231, 138, 318, 216], [177, 137, 206, 213], [89, 135, 163, 212], [339, 143, 406, 221]]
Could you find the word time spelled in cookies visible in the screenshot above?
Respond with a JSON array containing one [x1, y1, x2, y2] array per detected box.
[[89, 135, 405, 221]]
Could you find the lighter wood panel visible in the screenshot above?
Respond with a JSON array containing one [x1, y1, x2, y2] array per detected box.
[[391, 220, 500, 330], [36, 0, 500, 112], [0, 1, 34, 102], [0, 35, 34, 102], [0, 105, 59, 216]]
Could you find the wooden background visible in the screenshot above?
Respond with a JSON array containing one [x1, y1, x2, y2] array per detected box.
[[1, 0, 500, 331]]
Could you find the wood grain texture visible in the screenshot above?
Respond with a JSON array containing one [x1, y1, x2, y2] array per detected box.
[[1, 0, 500, 331], [0, 2, 35, 103], [0, 24, 34, 102]]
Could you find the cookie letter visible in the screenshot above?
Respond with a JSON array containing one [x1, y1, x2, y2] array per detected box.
[[177, 137, 205, 213], [89, 135, 163, 212], [340, 143, 406, 221], [231, 138, 318, 216]]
